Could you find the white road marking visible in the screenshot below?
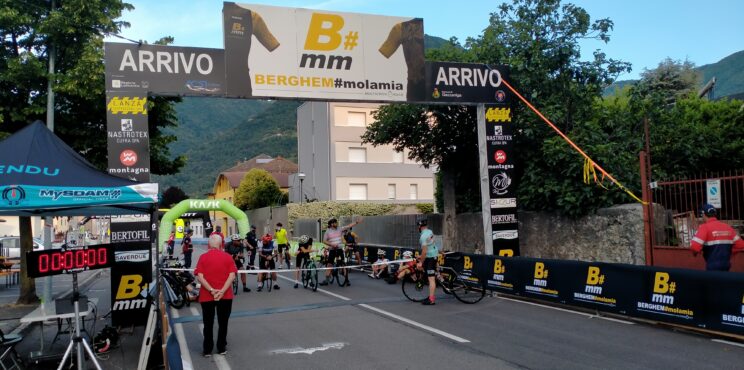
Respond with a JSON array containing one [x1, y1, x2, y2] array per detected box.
[[170, 308, 194, 370], [359, 304, 470, 343], [498, 296, 635, 325], [712, 339, 744, 348], [277, 274, 470, 343], [270, 342, 347, 355]]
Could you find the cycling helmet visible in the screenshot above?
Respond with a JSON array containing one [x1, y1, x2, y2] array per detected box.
[[231, 234, 241, 241], [416, 219, 428, 227], [377, 249, 386, 256], [327, 218, 338, 227], [700, 203, 718, 217], [261, 234, 273, 243], [403, 251, 413, 258], [298, 235, 310, 245], [186, 228, 193, 234]]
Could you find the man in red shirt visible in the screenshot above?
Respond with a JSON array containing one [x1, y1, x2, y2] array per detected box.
[[210, 225, 225, 249], [690, 204, 744, 271], [194, 234, 237, 356]]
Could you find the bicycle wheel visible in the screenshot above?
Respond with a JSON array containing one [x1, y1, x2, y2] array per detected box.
[[302, 264, 310, 288], [329, 264, 337, 285], [267, 273, 273, 292], [310, 264, 318, 292], [336, 260, 348, 287], [450, 276, 486, 304], [401, 271, 428, 302], [164, 276, 186, 309], [438, 271, 456, 295], [232, 276, 239, 295]]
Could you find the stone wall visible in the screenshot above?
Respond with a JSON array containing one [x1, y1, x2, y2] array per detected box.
[[518, 204, 646, 265]]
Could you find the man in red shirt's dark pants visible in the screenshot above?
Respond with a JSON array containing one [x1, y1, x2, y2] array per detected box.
[[194, 234, 237, 356]]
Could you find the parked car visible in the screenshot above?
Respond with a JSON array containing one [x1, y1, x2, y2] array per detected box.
[[0, 236, 52, 259]]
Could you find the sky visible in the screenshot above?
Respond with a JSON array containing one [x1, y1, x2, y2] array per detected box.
[[107, 0, 744, 80]]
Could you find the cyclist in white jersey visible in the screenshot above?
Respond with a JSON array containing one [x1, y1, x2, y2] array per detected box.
[[319, 217, 361, 286]]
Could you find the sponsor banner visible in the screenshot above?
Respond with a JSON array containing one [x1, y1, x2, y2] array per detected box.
[[104, 42, 226, 96], [0, 185, 157, 210], [111, 241, 151, 327], [110, 220, 151, 243], [484, 256, 519, 292], [483, 102, 518, 256], [223, 2, 425, 101], [106, 92, 151, 182], [425, 62, 511, 103]]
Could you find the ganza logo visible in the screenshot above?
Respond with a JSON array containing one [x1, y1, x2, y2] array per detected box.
[[2, 186, 25, 206], [485, 107, 511, 123], [107, 97, 147, 115], [120, 150, 138, 167], [491, 172, 511, 195]]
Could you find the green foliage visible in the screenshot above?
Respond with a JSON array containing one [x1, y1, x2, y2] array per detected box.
[[160, 186, 188, 208], [630, 58, 701, 104], [234, 169, 283, 210], [287, 201, 428, 230], [415, 203, 434, 214], [153, 99, 300, 197], [0, 1, 184, 174]]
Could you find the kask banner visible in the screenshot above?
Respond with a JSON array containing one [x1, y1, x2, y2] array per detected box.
[[104, 42, 226, 96], [223, 2, 425, 101], [110, 241, 152, 327]]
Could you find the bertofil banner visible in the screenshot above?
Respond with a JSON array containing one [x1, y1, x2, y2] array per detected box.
[[223, 2, 425, 102]]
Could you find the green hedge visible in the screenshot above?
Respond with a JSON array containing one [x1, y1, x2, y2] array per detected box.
[[287, 201, 433, 230]]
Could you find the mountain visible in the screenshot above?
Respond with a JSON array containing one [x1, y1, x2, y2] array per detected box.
[[153, 99, 301, 197], [155, 34, 452, 197], [604, 50, 744, 98]]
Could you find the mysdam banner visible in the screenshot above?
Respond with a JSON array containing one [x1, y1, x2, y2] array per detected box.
[[104, 42, 226, 96], [223, 2, 425, 102]]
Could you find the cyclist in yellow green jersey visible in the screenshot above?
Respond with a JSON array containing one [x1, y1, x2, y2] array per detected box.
[[274, 223, 289, 269]]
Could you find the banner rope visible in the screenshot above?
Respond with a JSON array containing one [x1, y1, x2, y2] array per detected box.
[[499, 78, 647, 205], [161, 258, 416, 275]]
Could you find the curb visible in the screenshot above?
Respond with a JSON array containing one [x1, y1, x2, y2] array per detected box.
[[10, 269, 104, 336]]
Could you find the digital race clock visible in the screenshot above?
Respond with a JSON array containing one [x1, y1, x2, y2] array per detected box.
[[26, 244, 115, 278]]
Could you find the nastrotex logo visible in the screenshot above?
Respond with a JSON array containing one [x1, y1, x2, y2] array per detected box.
[[300, 13, 357, 70], [107, 97, 147, 115]]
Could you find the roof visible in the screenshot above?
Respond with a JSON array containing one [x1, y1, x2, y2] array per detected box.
[[216, 155, 298, 189]]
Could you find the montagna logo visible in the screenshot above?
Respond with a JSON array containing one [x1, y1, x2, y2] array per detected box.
[[39, 189, 122, 201], [0, 165, 59, 177]]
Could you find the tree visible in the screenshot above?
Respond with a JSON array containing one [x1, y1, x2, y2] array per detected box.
[[630, 58, 701, 104], [161, 186, 188, 208], [0, 0, 185, 174], [365, 0, 631, 222], [234, 169, 284, 210]]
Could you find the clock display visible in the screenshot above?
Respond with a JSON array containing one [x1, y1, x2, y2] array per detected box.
[[26, 244, 114, 277]]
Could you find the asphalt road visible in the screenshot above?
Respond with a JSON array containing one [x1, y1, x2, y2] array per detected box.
[[170, 244, 744, 370]]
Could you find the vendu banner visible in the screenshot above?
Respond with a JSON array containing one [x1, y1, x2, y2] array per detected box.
[[223, 2, 425, 102]]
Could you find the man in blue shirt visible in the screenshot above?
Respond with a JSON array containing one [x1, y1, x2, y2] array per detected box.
[[417, 219, 438, 305]]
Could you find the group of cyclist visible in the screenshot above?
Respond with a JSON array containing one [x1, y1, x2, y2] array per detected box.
[[178, 217, 439, 305]]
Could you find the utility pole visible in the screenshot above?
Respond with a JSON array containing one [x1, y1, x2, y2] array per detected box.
[[42, 0, 56, 305]]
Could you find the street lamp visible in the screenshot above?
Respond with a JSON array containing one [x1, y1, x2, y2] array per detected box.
[[298, 173, 306, 204]]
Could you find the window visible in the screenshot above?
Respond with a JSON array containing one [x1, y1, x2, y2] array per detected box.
[[409, 184, 418, 200], [348, 147, 367, 163], [392, 150, 404, 163], [347, 112, 366, 127], [387, 184, 396, 200], [349, 184, 368, 200]]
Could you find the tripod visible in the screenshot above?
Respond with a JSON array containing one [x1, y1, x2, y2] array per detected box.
[[57, 273, 102, 370]]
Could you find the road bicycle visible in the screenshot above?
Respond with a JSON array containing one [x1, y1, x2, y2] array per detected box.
[[328, 248, 349, 287], [259, 254, 275, 292], [301, 254, 321, 292], [401, 253, 486, 304], [232, 256, 244, 295]]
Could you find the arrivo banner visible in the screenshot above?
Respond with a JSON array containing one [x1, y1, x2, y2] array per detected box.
[[223, 2, 424, 101], [104, 42, 226, 96], [425, 62, 511, 104], [368, 246, 744, 336]]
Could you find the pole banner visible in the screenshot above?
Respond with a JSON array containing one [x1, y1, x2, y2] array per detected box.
[[223, 2, 425, 102], [484, 103, 519, 256]]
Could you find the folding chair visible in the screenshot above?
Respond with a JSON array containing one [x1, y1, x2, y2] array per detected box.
[[0, 329, 24, 370]]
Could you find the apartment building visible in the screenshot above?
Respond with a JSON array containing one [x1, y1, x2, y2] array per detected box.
[[291, 102, 435, 203]]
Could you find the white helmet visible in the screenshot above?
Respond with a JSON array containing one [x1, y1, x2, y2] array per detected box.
[[403, 251, 413, 258], [231, 234, 241, 241]]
